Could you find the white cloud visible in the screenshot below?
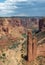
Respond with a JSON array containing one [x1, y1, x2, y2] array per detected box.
[[0, 0, 45, 16], [6, 0, 27, 2], [0, 0, 27, 16]]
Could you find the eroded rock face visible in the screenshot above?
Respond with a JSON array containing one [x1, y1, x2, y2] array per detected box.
[[0, 18, 25, 39], [37, 43, 45, 56], [0, 17, 45, 65], [0, 45, 22, 65], [0, 18, 27, 65]]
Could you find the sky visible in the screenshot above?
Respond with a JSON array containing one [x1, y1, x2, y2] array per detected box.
[[0, 0, 45, 17]]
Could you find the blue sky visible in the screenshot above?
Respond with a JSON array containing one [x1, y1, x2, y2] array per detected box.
[[0, 0, 5, 2], [0, 0, 45, 17]]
